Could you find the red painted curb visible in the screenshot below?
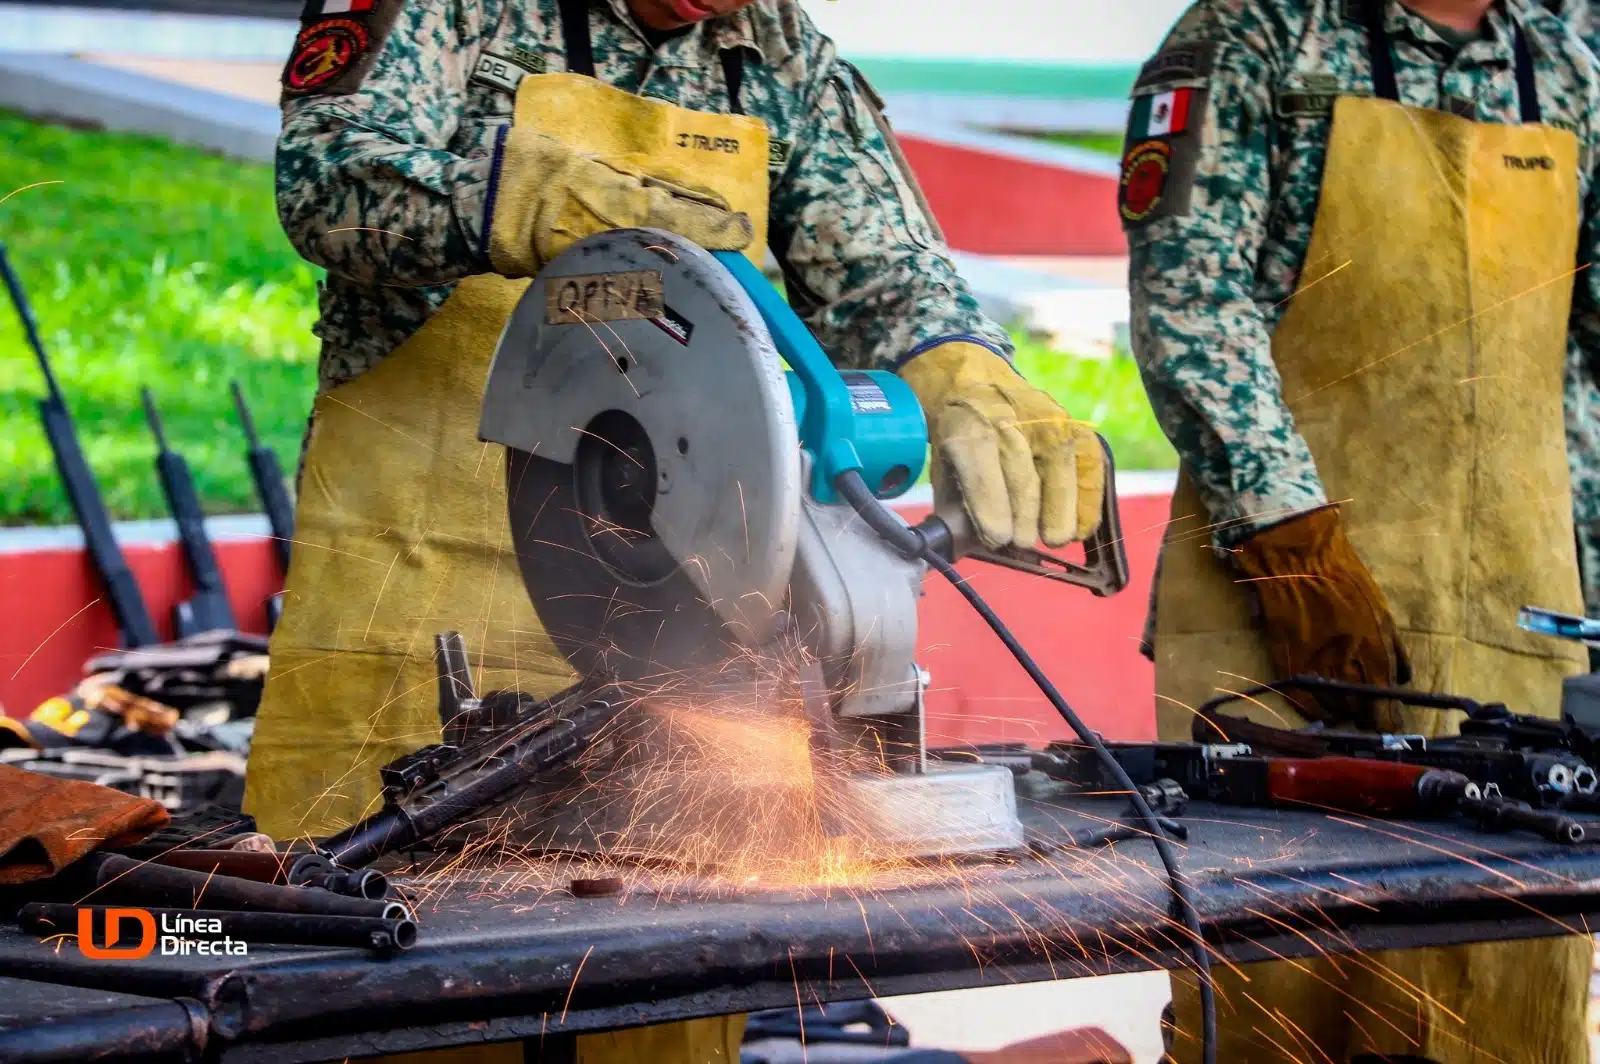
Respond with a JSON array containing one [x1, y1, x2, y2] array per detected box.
[[899, 135, 1128, 258]]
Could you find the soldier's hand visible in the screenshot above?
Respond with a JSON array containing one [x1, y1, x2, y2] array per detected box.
[[487, 128, 753, 277], [899, 341, 1105, 550], [1232, 504, 1411, 727]]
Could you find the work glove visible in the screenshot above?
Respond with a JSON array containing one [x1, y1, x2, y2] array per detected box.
[[898, 341, 1105, 549], [487, 126, 754, 278], [1232, 503, 1411, 727]]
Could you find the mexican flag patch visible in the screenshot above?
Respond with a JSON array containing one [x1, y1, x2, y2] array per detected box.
[[302, 0, 374, 16], [1129, 87, 1194, 138]]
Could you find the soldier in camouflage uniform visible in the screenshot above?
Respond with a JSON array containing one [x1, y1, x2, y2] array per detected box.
[[250, 3, 1107, 1061], [1126, 0, 1600, 1061]]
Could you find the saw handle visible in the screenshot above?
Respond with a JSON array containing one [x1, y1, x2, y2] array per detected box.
[[913, 434, 1129, 598]]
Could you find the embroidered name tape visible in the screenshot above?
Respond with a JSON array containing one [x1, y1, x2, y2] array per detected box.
[[472, 48, 546, 95], [1276, 73, 1342, 118]]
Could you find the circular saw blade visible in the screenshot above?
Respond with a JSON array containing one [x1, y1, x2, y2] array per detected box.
[[482, 230, 801, 686]]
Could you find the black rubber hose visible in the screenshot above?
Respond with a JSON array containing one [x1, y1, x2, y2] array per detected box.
[[834, 470, 1217, 1064]]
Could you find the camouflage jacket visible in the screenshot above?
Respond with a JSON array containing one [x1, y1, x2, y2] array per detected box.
[[1124, 0, 1600, 556], [276, 0, 1008, 393], [1545, 0, 1600, 52]]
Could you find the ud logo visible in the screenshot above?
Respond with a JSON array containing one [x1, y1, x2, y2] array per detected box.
[[1504, 154, 1556, 171], [77, 908, 156, 960]]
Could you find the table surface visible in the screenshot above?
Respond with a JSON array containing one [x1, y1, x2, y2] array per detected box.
[[2, 796, 1599, 1063]]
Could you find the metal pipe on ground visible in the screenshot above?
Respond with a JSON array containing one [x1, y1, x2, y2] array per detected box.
[[78, 853, 409, 920]]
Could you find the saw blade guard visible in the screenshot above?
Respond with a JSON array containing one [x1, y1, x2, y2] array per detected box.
[[479, 229, 801, 682]]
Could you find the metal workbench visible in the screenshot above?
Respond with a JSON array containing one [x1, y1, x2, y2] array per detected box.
[[1, 797, 1598, 1063]]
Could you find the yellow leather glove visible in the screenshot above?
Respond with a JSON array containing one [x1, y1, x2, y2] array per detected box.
[[487, 126, 755, 277], [899, 341, 1105, 549]]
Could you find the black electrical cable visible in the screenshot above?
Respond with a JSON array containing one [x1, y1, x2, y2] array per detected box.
[[833, 470, 1218, 1064]]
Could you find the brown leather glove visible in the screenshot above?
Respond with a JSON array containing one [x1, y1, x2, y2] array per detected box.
[[1232, 504, 1410, 726]]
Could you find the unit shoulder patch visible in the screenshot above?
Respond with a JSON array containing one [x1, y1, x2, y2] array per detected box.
[[1119, 140, 1174, 225], [282, 0, 402, 98], [1132, 39, 1220, 95]]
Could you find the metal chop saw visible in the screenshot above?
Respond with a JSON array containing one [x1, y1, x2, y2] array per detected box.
[[470, 227, 1128, 860]]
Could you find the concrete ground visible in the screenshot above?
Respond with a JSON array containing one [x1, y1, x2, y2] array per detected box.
[[883, 973, 1170, 1063], [879, 942, 1600, 1063], [84, 54, 281, 102]]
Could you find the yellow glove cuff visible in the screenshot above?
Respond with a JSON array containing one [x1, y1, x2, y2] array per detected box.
[[896, 340, 1011, 407]]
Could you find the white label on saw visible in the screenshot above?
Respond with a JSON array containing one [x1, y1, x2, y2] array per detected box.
[[546, 270, 666, 325], [843, 372, 891, 414]]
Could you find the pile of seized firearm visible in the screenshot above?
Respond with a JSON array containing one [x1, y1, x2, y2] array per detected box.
[[1, 243, 290, 813], [953, 655, 1600, 852], [2, 800, 418, 956]]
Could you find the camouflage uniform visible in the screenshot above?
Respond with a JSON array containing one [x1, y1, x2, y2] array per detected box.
[[1127, 0, 1600, 616], [275, 0, 1009, 395], [1546, 0, 1600, 52]]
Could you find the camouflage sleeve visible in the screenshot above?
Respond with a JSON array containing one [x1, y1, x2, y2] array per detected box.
[[275, 0, 494, 287], [1126, 38, 1328, 546], [1548, 0, 1600, 54], [767, 34, 1011, 371]]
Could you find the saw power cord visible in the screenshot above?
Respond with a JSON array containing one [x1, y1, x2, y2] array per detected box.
[[834, 471, 1218, 1064]]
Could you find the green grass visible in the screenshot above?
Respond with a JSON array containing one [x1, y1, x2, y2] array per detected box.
[[1012, 336, 1176, 472], [0, 114, 1170, 527], [0, 111, 318, 527], [1040, 132, 1125, 156]]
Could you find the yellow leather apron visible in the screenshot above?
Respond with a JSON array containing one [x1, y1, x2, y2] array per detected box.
[[1160, 13, 1591, 1064], [246, 30, 769, 1064]]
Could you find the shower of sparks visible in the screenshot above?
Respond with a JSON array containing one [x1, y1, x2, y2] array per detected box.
[[10, 597, 104, 681], [325, 227, 414, 240], [0, 180, 64, 207]]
